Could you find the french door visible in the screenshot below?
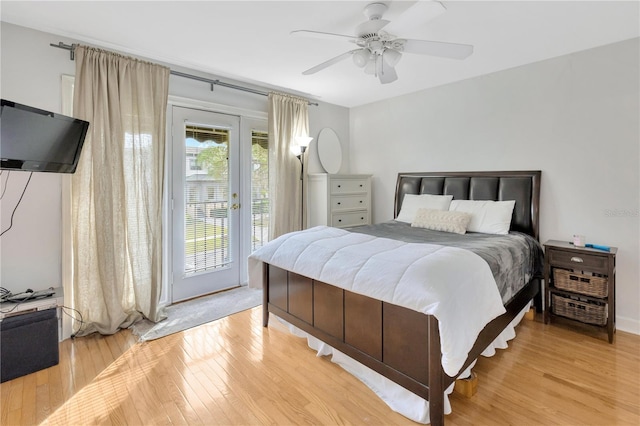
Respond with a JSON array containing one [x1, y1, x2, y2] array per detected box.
[[171, 106, 240, 301]]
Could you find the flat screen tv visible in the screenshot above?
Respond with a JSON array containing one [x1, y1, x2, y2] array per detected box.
[[0, 99, 89, 173]]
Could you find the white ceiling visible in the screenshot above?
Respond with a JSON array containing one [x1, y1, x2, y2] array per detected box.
[[2, 1, 638, 108]]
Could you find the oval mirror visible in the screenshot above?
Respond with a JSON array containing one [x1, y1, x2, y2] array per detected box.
[[317, 128, 342, 174]]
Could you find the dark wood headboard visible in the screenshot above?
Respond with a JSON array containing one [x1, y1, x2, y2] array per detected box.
[[394, 171, 541, 240]]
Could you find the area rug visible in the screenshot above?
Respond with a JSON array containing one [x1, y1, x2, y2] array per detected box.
[[130, 285, 262, 341]]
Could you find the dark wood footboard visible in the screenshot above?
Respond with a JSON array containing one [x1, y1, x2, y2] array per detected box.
[[262, 262, 539, 426]]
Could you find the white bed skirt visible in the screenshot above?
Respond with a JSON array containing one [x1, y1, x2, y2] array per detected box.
[[276, 301, 532, 424]]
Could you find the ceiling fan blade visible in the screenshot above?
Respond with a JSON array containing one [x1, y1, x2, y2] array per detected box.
[[291, 30, 356, 42], [302, 50, 359, 75], [384, 0, 446, 35], [378, 59, 398, 84], [403, 39, 473, 59]]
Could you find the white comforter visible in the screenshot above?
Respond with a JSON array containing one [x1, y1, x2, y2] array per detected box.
[[248, 226, 506, 377]]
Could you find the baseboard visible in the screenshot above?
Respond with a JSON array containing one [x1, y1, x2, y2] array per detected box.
[[616, 316, 640, 335]]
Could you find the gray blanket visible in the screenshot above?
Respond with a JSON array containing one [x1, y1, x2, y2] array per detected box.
[[346, 221, 544, 304]]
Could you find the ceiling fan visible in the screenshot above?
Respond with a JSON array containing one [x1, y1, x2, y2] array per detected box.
[[291, 1, 473, 84]]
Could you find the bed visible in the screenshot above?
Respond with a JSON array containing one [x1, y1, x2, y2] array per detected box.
[[248, 170, 542, 425]]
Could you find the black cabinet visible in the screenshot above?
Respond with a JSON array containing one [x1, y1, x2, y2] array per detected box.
[[1, 308, 59, 382]]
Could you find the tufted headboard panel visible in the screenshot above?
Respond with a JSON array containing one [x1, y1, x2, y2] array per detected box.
[[394, 171, 541, 240]]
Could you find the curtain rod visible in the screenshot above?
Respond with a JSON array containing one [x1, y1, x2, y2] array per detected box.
[[50, 42, 318, 106]]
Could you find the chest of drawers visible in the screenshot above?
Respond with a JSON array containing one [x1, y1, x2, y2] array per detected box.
[[308, 174, 372, 228]]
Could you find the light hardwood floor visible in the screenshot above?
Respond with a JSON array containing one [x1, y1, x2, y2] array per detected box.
[[1, 307, 638, 425]]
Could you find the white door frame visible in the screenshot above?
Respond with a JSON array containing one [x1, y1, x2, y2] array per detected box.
[[171, 106, 241, 302]]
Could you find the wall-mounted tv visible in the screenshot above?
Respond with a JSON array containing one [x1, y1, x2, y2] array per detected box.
[[0, 99, 89, 173]]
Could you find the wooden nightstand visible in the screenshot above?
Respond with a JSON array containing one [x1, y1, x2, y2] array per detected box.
[[544, 240, 617, 343]]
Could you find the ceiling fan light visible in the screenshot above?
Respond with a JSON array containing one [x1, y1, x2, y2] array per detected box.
[[352, 49, 369, 68], [383, 49, 402, 67], [364, 57, 376, 75]]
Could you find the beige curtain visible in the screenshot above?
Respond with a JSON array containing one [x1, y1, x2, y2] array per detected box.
[[268, 92, 309, 238], [71, 45, 170, 335]]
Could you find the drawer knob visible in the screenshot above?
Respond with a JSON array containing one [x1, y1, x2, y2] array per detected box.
[[337, 202, 341, 205], [361, 217, 364, 220], [337, 185, 341, 188], [570, 256, 584, 263], [338, 219, 342, 222], [359, 184, 363, 187], [359, 200, 363, 203]]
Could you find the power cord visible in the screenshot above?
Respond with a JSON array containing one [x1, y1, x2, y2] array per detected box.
[[61, 306, 86, 338], [0, 288, 58, 313], [0, 287, 12, 303], [0, 170, 10, 199], [0, 295, 29, 314], [0, 171, 33, 236]]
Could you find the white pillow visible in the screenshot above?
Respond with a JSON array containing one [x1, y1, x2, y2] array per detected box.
[[396, 194, 454, 223], [411, 209, 472, 235], [449, 199, 516, 235]]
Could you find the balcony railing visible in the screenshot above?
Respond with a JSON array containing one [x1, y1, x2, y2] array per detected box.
[[185, 200, 228, 274], [184, 198, 269, 274], [251, 198, 269, 251]]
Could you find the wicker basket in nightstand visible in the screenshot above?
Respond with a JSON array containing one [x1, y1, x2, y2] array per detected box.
[[551, 293, 607, 326], [553, 268, 608, 298]]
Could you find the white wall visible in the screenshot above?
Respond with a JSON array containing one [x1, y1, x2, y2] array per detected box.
[[308, 102, 350, 175], [0, 23, 348, 297], [350, 38, 640, 334]]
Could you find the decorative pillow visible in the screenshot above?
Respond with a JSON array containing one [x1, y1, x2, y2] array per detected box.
[[411, 209, 472, 235], [449, 199, 516, 235], [396, 194, 454, 223]]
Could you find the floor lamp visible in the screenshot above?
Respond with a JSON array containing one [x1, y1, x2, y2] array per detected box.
[[294, 136, 313, 230]]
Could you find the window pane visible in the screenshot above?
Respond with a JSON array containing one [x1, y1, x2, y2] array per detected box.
[[184, 125, 230, 274]]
